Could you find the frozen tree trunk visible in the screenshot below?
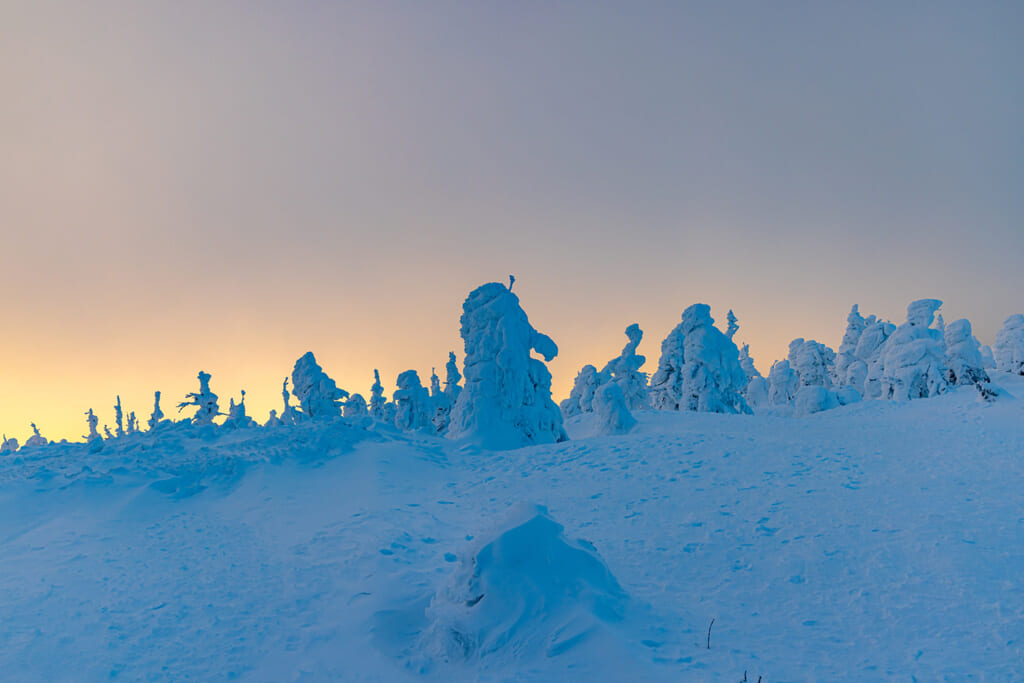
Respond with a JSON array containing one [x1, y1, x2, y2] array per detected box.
[[447, 282, 567, 450]]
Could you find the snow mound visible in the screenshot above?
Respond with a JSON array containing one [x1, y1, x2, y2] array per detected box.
[[420, 504, 628, 664]]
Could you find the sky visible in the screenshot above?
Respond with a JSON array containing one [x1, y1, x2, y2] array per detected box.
[[1, 1, 1022, 441]]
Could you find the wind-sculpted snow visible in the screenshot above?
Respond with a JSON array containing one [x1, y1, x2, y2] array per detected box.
[[417, 504, 629, 665], [447, 282, 567, 450], [1, 374, 1024, 680]]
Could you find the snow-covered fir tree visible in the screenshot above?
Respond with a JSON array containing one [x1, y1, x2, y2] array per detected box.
[[369, 369, 386, 420], [178, 371, 220, 425], [291, 352, 348, 420], [25, 423, 48, 448], [981, 344, 997, 370], [600, 324, 649, 410], [114, 396, 125, 438], [444, 352, 462, 403], [560, 365, 605, 418], [994, 314, 1024, 376], [725, 310, 739, 340], [148, 391, 165, 430], [856, 319, 896, 398], [767, 359, 799, 406], [85, 409, 101, 441], [649, 304, 751, 414], [394, 370, 431, 432], [944, 318, 993, 399], [126, 412, 138, 435], [447, 281, 567, 449], [879, 299, 949, 400], [738, 343, 768, 409]]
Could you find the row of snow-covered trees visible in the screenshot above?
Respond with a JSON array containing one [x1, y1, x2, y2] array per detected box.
[[3, 283, 1022, 455]]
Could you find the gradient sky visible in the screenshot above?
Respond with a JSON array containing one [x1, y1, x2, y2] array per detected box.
[[2, 1, 1022, 442]]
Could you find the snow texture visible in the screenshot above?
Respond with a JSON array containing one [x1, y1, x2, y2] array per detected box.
[[649, 304, 751, 414], [994, 314, 1024, 376], [447, 282, 567, 450], [291, 352, 348, 420]]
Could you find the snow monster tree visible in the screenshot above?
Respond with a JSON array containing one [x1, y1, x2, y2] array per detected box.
[[649, 304, 751, 414], [447, 281, 568, 450]]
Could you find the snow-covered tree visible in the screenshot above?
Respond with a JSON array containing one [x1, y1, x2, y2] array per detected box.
[[1, 435, 18, 454], [649, 304, 751, 414], [725, 310, 739, 340], [944, 318, 992, 392], [393, 370, 431, 432], [560, 365, 605, 418], [600, 324, 649, 410], [382, 402, 397, 425], [344, 393, 368, 420], [114, 396, 125, 438], [291, 352, 348, 420], [856, 319, 896, 398], [85, 409, 101, 441], [879, 299, 949, 400], [994, 314, 1024, 376], [369, 369, 386, 420], [148, 391, 165, 430], [223, 391, 256, 429], [278, 377, 304, 424], [126, 412, 138, 435], [592, 382, 637, 435], [178, 370, 220, 425], [25, 423, 48, 448], [767, 359, 799, 406], [835, 305, 868, 386], [444, 352, 462, 403], [447, 281, 567, 449], [738, 343, 768, 409]]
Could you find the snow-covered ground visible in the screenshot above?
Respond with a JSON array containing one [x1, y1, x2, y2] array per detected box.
[[2, 376, 1023, 681]]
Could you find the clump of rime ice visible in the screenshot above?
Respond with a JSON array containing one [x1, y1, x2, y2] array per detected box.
[[944, 319, 990, 387], [600, 324, 649, 410], [856, 319, 896, 398], [25, 423, 48, 448], [784, 338, 857, 415], [835, 305, 867, 387], [445, 352, 462, 403], [393, 370, 431, 432], [178, 371, 220, 426], [994, 314, 1024, 376], [560, 365, 605, 418], [767, 360, 799, 406], [279, 377, 305, 425], [447, 281, 567, 450], [879, 299, 949, 401], [649, 304, 751, 414], [291, 352, 348, 420]]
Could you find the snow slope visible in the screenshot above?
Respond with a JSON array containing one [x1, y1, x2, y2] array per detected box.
[[1, 377, 1023, 681]]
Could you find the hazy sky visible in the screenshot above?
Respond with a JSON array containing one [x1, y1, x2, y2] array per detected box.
[[2, 1, 1022, 441]]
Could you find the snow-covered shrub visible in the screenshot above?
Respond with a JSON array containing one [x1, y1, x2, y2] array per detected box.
[[344, 393, 368, 420], [148, 391, 165, 430], [560, 365, 605, 418], [25, 423, 48, 448], [291, 352, 348, 420], [994, 314, 1024, 375], [592, 382, 637, 435], [447, 281, 567, 450], [394, 370, 431, 432], [879, 299, 949, 400], [178, 371, 220, 425], [369, 369, 386, 420], [223, 391, 255, 429], [1, 435, 18, 454], [945, 319, 990, 387], [600, 324, 649, 410], [649, 304, 751, 414]]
